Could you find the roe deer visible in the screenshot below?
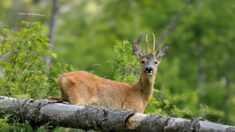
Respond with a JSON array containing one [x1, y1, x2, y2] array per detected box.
[[49, 34, 169, 113]]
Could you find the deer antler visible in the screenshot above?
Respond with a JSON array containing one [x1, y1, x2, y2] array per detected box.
[[133, 33, 156, 57], [152, 33, 156, 54], [145, 34, 149, 54]]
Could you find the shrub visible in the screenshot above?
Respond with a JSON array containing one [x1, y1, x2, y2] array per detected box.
[[0, 22, 73, 130]]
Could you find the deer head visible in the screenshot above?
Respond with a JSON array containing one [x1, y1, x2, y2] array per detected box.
[[133, 33, 169, 77]]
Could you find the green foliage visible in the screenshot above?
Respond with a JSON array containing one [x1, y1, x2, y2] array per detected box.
[[109, 40, 139, 82], [0, 22, 49, 98], [0, 22, 73, 131], [0, 115, 10, 131]]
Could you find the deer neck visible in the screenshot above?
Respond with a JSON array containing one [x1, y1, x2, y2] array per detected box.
[[136, 72, 156, 102]]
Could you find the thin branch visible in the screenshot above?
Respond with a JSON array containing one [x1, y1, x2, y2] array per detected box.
[[16, 13, 45, 17]]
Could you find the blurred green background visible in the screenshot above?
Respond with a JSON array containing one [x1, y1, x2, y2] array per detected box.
[[0, 0, 235, 128]]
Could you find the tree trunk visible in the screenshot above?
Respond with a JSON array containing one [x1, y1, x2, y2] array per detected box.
[[0, 96, 234, 132], [196, 0, 206, 103], [45, 0, 59, 69]]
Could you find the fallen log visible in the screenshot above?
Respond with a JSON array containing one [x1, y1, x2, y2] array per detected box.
[[0, 96, 234, 131]]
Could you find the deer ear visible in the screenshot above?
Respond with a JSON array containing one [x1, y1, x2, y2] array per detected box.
[[156, 44, 169, 60], [132, 35, 143, 60]]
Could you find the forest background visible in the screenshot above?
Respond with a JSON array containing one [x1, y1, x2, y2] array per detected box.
[[0, 0, 234, 130]]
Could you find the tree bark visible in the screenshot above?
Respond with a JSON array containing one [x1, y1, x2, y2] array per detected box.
[[0, 96, 234, 132]]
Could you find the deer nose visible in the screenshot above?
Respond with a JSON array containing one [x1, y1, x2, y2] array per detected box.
[[145, 67, 153, 73]]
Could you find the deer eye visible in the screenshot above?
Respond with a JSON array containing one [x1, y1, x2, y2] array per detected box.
[[154, 61, 158, 64], [141, 61, 145, 64]]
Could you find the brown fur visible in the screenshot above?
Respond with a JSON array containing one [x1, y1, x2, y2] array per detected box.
[[49, 70, 155, 113]]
